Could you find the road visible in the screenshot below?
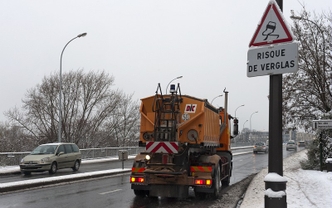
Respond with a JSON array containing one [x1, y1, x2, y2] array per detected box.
[[0, 147, 302, 208]]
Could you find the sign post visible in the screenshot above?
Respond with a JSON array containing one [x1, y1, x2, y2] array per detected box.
[[312, 119, 332, 171], [247, 0, 297, 207]]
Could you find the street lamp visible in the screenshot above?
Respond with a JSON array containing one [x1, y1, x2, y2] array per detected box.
[[234, 104, 245, 118], [250, 111, 258, 131], [58, 32, 87, 143], [165, 76, 183, 94], [243, 120, 248, 131], [211, 94, 223, 105]]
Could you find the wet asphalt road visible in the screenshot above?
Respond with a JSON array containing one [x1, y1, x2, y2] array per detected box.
[[0, 147, 301, 208]]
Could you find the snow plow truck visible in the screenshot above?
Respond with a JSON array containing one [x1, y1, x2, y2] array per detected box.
[[130, 83, 234, 199]]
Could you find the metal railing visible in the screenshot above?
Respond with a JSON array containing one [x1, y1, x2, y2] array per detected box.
[[0, 146, 252, 167]]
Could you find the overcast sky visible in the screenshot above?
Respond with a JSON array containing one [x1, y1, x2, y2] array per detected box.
[[0, 0, 330, 131]]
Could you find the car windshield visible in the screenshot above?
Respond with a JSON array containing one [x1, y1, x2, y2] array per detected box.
[[255, 142, 265, 146], [287, 141, 295, 144], [31, 145, 58, 155]]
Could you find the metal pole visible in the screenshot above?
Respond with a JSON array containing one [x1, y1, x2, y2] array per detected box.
[[243, 120, 248, 131], [165, 76, 182, 94], [265, 0, 287, 207], [58, 33, 87, 143], [250, 111, 258, 131], [320, 131, 323, 171]]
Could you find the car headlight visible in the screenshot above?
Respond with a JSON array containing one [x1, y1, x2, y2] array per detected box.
[[41, 157, 51, 163]]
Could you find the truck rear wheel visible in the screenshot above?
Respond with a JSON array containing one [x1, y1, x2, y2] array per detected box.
[[222, 163, 231, 187], [212, 163, 221, 199]]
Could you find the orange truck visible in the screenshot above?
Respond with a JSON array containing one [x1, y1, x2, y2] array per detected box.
[[130, 83, 234, 199]]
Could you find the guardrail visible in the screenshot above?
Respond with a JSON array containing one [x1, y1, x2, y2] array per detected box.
[[0, 146, 253, 166]]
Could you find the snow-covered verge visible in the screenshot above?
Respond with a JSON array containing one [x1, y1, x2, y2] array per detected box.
[[240, 150, 332, 208]]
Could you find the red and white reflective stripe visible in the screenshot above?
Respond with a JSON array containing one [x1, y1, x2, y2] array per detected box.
[[146, 142, 178, 153], [131, 167, 145, 173]]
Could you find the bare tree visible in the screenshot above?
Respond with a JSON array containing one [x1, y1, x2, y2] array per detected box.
[[0, 122, 34, 152], [113, 93, 140, 147], [5, 70, 139, 148], [283, 9, 332, 130]]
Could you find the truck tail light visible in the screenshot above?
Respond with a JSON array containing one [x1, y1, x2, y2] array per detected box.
[[130, 176, 145, 183], [194, 179, 212, 186]]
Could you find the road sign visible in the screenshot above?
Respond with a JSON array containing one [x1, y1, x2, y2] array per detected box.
[[249, 0, 293, 47], [247, 42, 298, 77], [313, 120, 332, 129]]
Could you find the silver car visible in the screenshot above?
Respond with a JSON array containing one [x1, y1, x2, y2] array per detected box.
[[286, 140, 297, 151], [20, 143, 81, 175], [253, 142, 268, 154]]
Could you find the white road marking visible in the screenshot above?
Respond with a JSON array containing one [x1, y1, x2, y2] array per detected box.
[[99, 189, 122, 195]]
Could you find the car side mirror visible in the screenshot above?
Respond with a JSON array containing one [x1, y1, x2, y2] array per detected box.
[[57, 152, 64, 156]]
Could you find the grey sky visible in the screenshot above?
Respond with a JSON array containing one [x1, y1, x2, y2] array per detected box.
[[0, 0, 330, 131]]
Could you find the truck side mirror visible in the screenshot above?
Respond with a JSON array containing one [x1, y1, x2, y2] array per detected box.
[[233, 118, 239, 136]]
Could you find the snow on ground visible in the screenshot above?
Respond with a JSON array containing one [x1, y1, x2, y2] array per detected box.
[[0, 168, 130, 189], [240, 150, 332, 208]]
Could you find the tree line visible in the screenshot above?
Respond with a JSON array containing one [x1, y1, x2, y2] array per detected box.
[[283, 8, 332, 170], [0, 70, 140, 151]]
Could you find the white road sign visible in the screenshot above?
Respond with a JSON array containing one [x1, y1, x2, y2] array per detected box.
[[313, 120, 332, 129], [247, 42, 298, 77]]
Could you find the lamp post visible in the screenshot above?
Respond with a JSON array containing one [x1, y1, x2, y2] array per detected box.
[[242, 119, 249, 142], [243, 119, 248, 131], [58, 32, 87, 143], [250, 111, 258, 131], [165, 76, 183, 94], [234, 104, 245, 118], [211, 94, 223, 105]]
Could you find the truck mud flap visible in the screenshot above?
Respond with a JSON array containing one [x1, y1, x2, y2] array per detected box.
[[149, 185, 189, 198]]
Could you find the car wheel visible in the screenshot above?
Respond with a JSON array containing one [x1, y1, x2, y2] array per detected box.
[[49, 162, 57, 174], [72, 160, 80, 171]]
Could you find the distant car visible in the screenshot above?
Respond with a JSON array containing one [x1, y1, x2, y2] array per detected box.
[[286, 140, 297, 151], [253, 142, 268, 154], [298, 141, 306, 147], [20, 143, 81, 175]]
